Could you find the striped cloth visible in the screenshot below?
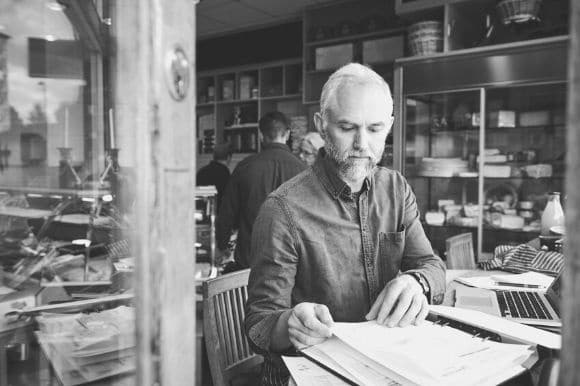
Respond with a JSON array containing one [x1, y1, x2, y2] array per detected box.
[[479, 243, 563, 276]]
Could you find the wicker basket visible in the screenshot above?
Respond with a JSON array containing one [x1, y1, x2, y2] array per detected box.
[[407, 21, 443, 56], [496, 0, 542, 24]]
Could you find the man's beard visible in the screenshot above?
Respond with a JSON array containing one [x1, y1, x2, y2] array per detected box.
[[325, 140, 381, 181]]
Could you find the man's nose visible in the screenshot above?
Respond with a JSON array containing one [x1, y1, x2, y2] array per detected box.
[[353, 128, 369, 150]]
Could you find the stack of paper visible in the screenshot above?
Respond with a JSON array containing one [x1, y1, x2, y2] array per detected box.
[[35, 306, 135, 385], [298, 319, 537, 386]]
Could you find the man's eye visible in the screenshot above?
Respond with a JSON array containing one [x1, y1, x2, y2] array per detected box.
[[369, 126, 384, 133], [340, 125, 355, 131]]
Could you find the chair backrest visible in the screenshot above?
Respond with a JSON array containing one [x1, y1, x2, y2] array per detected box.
[[202, 269, 262, 386], [445, 233, 476, 269]]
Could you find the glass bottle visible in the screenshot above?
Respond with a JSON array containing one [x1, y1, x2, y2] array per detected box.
[[541, 192, 565, 236]]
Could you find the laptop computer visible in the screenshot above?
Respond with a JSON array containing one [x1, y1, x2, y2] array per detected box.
[[454, 273, 562, 328]]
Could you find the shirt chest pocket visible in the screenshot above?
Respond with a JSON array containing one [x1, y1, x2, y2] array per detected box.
[[378, 228, 405, 281]]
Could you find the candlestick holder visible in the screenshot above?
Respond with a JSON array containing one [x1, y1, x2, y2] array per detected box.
[[57, 147, 82, 189], [99, 148, 121, 202]]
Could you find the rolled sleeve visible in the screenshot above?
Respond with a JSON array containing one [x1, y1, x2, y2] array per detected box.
[[400, 178, 446, 305], [245, 196, 299, 355]]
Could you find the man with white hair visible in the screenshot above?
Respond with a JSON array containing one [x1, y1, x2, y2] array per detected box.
[[245, 63, 445, 385]]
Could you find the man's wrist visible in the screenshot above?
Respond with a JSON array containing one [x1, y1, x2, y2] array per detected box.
[[405, 272, 430, 299]]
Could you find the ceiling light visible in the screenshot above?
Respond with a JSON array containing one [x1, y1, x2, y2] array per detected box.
[[45, 35, 56, 41]]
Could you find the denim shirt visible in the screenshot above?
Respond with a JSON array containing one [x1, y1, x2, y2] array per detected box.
[[245, 150, 446, 384]]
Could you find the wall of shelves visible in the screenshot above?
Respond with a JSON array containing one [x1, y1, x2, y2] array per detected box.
[[395, 0, 569, 53], [302, 0, 404, 104], [196, 58, 306, 168], [394, 37, 568, 260]]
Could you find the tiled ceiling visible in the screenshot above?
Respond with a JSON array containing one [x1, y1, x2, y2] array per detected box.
[[196, 0, 341, 39]]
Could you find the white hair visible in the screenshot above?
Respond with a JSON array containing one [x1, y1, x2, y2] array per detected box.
[[319, 63, 393, 121]]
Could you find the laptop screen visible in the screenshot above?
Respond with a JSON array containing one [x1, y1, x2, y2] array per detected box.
[[549, 273, 562, 299], [546, 273, 562, 312]]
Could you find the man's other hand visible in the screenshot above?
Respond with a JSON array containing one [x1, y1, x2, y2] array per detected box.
[[365, 274, 428, 327], [288, 302, 334, 349]]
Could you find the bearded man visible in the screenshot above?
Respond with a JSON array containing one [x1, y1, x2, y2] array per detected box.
[[244, 63, 446, 386]]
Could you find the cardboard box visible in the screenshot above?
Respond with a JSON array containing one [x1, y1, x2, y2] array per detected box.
[[471, 110, 516, 128], [362, 36, 404, 64], [239, 75, 255, 100], [519, 110, 550, 127], [315, 43, 353, 70], [222, 79, 234, 101]]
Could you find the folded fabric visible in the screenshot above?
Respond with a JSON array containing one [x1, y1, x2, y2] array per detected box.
[[479, 243, 563, 276]]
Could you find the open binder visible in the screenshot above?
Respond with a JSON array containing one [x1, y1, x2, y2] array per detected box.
[[294, 307, 544, 386]]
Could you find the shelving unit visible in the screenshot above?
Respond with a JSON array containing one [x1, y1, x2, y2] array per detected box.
[[196, 58, 306, 165], [395, 0, 569, 53], [302, 0, 405, 104], [394, 37, 569, 260]]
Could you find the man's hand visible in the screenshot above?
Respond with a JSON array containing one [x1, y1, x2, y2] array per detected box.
[[288, 302, 334, 349], [365, 274, 428, 327]]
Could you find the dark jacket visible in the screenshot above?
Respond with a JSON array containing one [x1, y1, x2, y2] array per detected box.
[[216, 142, 306, 268], [196, 160, 231, 211]]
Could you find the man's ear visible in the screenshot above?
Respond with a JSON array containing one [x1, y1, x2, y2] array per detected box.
[[314, 112, 326, 139], [388, 115, 395, 131]]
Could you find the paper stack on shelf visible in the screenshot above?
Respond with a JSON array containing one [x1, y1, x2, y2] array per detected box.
[[35, 305, 135, 385], [417, 157, 469, 177]]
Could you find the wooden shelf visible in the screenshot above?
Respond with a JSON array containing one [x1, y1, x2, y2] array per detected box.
[[260, 94, 302, 101], [423, 222, 541, 234], [0, 186, 111, 199], [0, 207, 52, 218], [305, 27, 406, 48], [223, 123, 258, 130], [216, 98, 259, 105]]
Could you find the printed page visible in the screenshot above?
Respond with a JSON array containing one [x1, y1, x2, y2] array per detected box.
[[331, 321, 535, 386], [305, 336, 412, 386], [282, 355, 351, 386]]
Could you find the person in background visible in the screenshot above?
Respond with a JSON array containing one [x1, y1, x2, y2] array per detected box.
[[216, 111, 306, 269], [297, 132, 325, 167], [196, 143, 232, 212], [245, 63, 446, 385]]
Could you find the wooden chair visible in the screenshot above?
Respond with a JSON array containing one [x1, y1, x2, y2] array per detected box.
[[202, 269, 263, 386], [445, 233, 476, 269]]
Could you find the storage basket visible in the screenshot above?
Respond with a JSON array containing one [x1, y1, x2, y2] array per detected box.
[[407, 21, 443, 56], [496, 0, 542, 24]]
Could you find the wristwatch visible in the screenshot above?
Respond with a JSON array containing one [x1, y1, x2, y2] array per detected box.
[[406, 272, 430, 299]]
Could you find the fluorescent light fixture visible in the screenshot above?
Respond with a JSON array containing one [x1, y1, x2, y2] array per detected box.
[[45, 35, 56, 41], [102, 194, 113, 202], [81, 197, 96, 203]]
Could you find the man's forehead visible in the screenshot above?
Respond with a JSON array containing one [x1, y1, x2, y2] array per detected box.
[[326, 82, 392, 121]]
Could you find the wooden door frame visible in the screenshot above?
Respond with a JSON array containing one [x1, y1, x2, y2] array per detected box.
[[562, 0, 580, 384], [111, 1, 197, 384]]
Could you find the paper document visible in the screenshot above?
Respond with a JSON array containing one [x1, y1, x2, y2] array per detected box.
[[430, 305, 561, 349], [454, 273, 552, 291], [282, 355, 351, 386], [490, 272, 554, 288], [330, 321, 534, 386]]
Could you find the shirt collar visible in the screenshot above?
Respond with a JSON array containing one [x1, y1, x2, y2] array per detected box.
[[261, 142, 291, 152], [313, 148, 371, 200]]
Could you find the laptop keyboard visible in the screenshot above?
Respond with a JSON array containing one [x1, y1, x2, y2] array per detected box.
[[496, 291, 557, 320]]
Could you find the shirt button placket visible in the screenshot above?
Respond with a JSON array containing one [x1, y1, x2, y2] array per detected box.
[[359, 192, 378, 301]]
